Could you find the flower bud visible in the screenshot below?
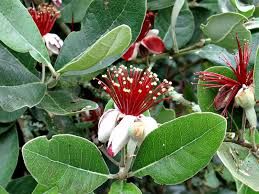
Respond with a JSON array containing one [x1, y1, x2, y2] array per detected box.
[[43, 33, 63, 55], [235, 85, 255, 109], [235, 85, 257, 128]]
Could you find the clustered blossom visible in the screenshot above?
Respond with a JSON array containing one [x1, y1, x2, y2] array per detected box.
[[122, 11, 165, 61], [196, 36, 253, 116], [28, 3, 63, 55], [97, 65, 172, 157]]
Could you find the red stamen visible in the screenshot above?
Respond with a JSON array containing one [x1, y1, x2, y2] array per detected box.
[[28, 3, 60, 36], [96, 65, 172, 116], [196, 35, 253, 116]]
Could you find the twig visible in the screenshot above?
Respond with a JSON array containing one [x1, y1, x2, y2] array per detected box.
[[41, 63, 46, 83], [58, 21, 71, 36]]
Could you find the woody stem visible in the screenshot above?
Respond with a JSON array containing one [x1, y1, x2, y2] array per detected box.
[[238, 111, 246, 143], [250, 127, 257, 151]]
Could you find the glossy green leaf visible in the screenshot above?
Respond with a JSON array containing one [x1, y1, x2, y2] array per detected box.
[[0, 186, 8, 194], [6, 176, 37, 194], [0, 0, 50, 65], [22, 134, 109, 194], [201, 12, 251, 50], [236, 179, 259, 194], [148, 0, 175, 10], [109, 181, 142, 194], [254, 46, 259, 101], [218, 142, 259, 191], [60, 0, 93, 23], [132, 112, 226, 184], [55, 0, 146, 75], [57, 25, 131, 74], [195, 44, 235, 66], [0, 127, 19, 187], [0, 108, 26, 123], [0, 43, 46, 112], [154, 106, 175, 124], [231, 0, 255, 18], [37, 90, 98, 115]]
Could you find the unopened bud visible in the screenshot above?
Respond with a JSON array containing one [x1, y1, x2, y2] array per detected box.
[[235, 85, 257, 128], [235, 85, 255, 109]]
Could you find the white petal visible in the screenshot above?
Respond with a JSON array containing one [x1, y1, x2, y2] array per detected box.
[[108, 115, 136, 156], [52, 0, 62, 7], [140, 116, 158, 138], [43, 33, 63, 55], [98, 109, 119, 143], [146, 29, 159, 37]]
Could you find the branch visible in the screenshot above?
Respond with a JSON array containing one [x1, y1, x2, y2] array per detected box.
[[99, 145, 120, 166]]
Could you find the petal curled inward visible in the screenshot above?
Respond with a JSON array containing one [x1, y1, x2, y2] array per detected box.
[[141, 35, 165, 54], [43, 33, 63, 55], [139, 116, 158, 138], [98, 109, 120, 143], [52, 0, 62, 7], [122, 43, 140, 61], [107, 115, 136, 157]]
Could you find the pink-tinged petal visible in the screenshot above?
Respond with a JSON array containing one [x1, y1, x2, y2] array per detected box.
[[122, 43, 140, 61], [107, 115, 136, 157], [98, 109, 119, 143], [141, 35, 165, 54]]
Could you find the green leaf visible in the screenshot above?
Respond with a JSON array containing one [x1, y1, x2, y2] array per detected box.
[[6, 176, 37, 194], [22, 134, 109, 194], [155, 3, 194, 50], [109, 181, 142, 194], [0, 108, 26, 123], [254, 46, 259, 101], [0, 127, 19, 187], [154, 106, 175, 124], [55, 0, 146, 75], [0, 82, 46, 112], [132, 112, 226, 184], [0, 123, 13, 135], [57, 25, 131, 74], [0, 186, 8, 194], [37, 90, 98, 115], [231, 0, 255, 18], [148, 0, 175, 10], [60, 0, 93, 23], [236, 179, 259, 194], [170, 0, 194, 52], [201, 12, 251, 50], [0, 43, 46, 112], [218, 142, 259, 192], [0, 0, 50, 65], [195, 44, 235, 66]]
